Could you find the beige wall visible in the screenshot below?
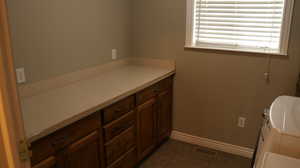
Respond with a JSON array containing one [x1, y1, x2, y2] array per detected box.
[[7, 0, 133, 83], [133, 0, 300, 148], [6, 0, 300, 149]]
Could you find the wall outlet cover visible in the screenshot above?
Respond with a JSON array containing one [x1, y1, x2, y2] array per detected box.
[[238, 117, 246, 128], [16, 67, 26, 84], [112, 49, 117, 60]]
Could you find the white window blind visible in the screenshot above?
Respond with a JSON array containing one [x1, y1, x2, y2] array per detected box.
[[186, 0, 294, 55]]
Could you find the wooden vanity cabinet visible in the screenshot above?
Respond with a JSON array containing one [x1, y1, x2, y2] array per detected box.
[[32, 156, 57, 168], [64, 131, 102, 168], [107, 148, 137, 168], [102, 95, 137, 168], [30, 76, 173, 168], [157, 88, 172, 143], [30, 113, 104, 168], [137, 98, 157, 160], [136, 76, 173, 160]]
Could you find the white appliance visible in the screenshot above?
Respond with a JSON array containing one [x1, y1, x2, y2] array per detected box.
[[260, 152, 300, 168], [254, 96, 300, 168]]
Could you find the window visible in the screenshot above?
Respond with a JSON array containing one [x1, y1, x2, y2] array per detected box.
[[185, 0, 294, 55]]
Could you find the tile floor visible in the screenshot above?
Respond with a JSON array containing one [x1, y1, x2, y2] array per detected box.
[[138, 140, 252, 168]]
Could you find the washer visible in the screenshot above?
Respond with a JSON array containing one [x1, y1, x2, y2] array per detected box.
[[253, 96, 300, 168]]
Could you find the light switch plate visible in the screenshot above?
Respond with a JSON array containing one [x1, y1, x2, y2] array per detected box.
[[16, 67, 26, 83]]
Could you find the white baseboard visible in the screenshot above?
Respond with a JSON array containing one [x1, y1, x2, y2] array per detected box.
[[170, 130, 254, 158]]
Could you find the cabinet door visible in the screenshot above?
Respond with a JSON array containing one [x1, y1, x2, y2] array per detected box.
[[137, 98, 157, 160], [64, 131, 102, 168], [32, 156, 57, 168], [157, 89, 172, 143]]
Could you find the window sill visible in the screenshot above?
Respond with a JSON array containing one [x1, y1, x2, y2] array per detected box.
[[184, 45, 288, 57]]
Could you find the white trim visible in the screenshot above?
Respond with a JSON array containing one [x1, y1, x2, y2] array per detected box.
[[185, 0, 294, 56], [280, 0, 294, 55], [184, 45, 287, 56], [185, 0, 194, 47], [171, 130, 254, 159]]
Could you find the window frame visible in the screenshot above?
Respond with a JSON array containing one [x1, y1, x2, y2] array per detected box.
[[185, 0, 295, 56]]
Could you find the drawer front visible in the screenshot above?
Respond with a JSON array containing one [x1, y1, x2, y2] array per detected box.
[[103, 96, 135, 124], [136, 85, 159, 106], [104, 111, 136, 142], [105, 126, 136, 166], [30, 139, 55, 167], [158, 76, 173, 92], [108, 148, 137, 168], [32, 156, 56, 168], [31, 112, 101, 165], [136, 76, 173, 105]]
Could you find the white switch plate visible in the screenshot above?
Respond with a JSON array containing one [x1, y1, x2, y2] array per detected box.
[[16, 67, 26, 84], [238, 117, 246, 128], [112, 49, 117, 60]]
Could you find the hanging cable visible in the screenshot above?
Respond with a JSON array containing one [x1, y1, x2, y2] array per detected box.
[[264, 55, 272, 84]]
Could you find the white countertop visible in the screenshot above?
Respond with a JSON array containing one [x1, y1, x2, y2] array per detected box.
[[20, 59, 175, 142]]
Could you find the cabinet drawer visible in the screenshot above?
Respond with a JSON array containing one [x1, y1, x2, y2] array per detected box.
[[103, 96, 135, 124], [30, 136, 55, 166], [32, 156, 56, 168], [136, 76, 173, 105], [104, 111, 135, 142], [105, 126, 136, 166], [108, 148, 137, 168], [136, 85, 159, 106], [158, 76, 173, 92], [31, 112, 101, 165]]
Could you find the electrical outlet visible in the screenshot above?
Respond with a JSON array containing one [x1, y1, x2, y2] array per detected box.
[[112, 49, 117, 60], [16, 67, 26, 84], [238, 117, 246, 128]]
